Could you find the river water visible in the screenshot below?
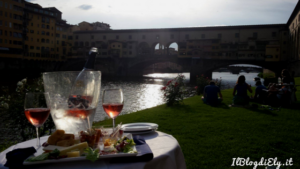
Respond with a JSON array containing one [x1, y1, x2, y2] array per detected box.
[[94, 72, 260, 121]]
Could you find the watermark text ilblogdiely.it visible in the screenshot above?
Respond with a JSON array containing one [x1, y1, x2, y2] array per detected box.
[[231, 157, 293, 169]]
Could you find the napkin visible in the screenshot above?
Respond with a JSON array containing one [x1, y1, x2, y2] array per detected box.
[[4, 147, 36, 169], [111, 135, 153, 163]]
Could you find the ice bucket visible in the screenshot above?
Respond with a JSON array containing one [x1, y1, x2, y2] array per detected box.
[[43, 71, 101, 134]]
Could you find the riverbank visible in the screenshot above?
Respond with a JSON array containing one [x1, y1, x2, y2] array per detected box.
[[94, 77, 300, 168]]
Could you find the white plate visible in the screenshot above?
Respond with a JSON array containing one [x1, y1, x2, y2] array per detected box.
[[124, 129, 158, 135], [24, 134, 137, 165], [122, 123, 158, 134]]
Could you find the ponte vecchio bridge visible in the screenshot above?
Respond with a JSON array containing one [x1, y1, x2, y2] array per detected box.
[[64, 24, 292, 82]]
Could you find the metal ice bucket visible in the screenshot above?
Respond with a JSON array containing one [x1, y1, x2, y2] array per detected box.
[[43, 71, 101, 134]]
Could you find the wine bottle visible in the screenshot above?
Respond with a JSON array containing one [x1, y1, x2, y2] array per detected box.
[[68, 47, 98, 109], [278, 77, 282, 85]]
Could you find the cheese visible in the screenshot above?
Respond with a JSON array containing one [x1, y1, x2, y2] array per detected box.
[[67, 151, 80, 158], [59, 142, 88, 156]]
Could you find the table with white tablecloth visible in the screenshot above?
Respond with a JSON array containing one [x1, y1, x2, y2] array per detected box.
[[0, 131, 186, 169]]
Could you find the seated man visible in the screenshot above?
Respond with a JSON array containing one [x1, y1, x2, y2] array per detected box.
[[202, 81, 222, 106], [252, 81, 267, 103]]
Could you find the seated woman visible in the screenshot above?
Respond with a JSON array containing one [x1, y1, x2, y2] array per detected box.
[[281, 69, 295, 85], [252, 80, 267, 103], [232, 75, 253, 106]]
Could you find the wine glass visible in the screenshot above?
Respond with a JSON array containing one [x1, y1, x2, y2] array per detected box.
[[24, 92, 51, 148], [102, 89, 124, 129]]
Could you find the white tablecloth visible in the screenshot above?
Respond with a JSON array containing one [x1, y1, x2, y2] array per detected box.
[[0, 131, 186, 169]]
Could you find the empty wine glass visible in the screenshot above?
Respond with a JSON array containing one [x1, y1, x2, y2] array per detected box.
[[24, 92, 51, 148], [102, 89, 124, 129]]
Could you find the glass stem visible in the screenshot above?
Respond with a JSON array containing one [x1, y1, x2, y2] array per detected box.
[[113, 118, 115, 130], [36, 127, 40, 148]]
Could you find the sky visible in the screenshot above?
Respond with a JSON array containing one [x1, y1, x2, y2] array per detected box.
[[26, 0, 298, 29]]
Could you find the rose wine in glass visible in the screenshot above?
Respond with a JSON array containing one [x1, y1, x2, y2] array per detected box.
[[24, 92, 51, 148], [102, 89, 124, 129]]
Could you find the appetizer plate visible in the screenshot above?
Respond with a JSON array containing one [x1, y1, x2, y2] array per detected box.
[[122, 123, 158, 134], [24, 134, 137, 165]]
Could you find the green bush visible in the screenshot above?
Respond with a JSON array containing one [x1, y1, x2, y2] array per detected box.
[[257, 72, 275, 79], [161, 74, 189, 106], [0, 77, 54, 141]]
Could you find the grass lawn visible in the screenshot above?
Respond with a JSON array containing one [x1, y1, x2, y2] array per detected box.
[[94, 77, 300, 169]]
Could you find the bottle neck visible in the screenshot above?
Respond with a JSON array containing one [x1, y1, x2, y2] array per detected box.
[[84, 54, 96, 69]]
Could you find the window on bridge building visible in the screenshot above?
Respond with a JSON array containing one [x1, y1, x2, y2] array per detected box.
[[235, 33, 239, 38], [185, 34, 189, 40], [201, 34, 205, 38], [76, 35, 78, 40], [142, 35, 146, 39], [156, 35, 159, 39], [218, 34, 222, 39], [170, 34, 174, 39], [129, 35, 132, 39], [272, 32, 277, 37], [253, 32, 257, 38], [91, 35, 94, 39], [129, 51, 132, 55], [103, 36, 106, 40], [116, 35, 119, 39]]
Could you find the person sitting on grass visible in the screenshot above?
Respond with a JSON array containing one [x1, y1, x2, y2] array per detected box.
[[252, 80, 267, 103], [202, 81, 223, 106], [266, 83, 290, 106], [232, 75, 253, 106]]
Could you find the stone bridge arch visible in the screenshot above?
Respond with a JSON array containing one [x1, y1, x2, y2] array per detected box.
[[166, 41, 179, 56], [153, 42, 168, 56]]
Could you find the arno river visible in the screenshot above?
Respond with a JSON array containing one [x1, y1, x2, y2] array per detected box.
[[94, 72, 260, 121]]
